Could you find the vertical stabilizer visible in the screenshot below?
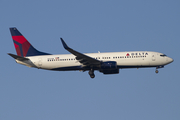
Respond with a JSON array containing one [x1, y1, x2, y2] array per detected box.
[[10, 27, 50, 57]]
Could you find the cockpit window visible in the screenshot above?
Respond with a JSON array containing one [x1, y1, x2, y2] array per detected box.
[[160, 54, 167, 57]]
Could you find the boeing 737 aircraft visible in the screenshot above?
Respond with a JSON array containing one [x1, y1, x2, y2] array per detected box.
[[8, 27, 173, 78]]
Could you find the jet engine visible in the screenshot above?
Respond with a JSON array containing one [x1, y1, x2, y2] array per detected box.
[[100, 61, 119, 74]]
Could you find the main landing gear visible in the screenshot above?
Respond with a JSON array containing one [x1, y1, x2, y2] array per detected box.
[[89, 69, 95, 78]]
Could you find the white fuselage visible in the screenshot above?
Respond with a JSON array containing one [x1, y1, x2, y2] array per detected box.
[[16, 51, 173, 71]]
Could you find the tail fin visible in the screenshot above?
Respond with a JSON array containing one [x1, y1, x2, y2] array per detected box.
[[10, 27, 51, 57]]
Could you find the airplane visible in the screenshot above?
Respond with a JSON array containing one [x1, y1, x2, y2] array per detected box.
[[8, 27, 174, 78]]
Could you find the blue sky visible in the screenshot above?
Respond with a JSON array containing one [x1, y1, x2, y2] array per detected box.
[[1, 0, 180, 120]]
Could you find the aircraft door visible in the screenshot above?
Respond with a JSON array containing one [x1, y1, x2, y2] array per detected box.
[[38, 58, 42, 67], [152, 54, 156, 61]]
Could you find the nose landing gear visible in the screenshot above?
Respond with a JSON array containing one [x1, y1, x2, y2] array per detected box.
[[88, 69, 95, 78], [155, 66, 164, 74], [155, 69, 159, 73]]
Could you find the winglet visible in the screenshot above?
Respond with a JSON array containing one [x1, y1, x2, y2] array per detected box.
[[60, 38, 70, 49]]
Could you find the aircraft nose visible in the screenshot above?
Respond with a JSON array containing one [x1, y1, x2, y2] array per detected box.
[[167, 57, 174, 63]]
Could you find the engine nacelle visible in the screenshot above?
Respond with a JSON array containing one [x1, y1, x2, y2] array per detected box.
[[101, 61, 117, 69], [100, 61, 119, 74]]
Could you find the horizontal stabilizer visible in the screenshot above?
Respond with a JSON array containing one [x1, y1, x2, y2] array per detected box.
[[8, 53, 29, 61]]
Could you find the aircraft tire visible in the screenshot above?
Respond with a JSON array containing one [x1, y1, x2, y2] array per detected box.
[[90, 74, 95, 78]]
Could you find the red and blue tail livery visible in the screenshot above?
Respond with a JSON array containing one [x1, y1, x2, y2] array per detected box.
[[10, 27, 50, 57], [8, 27, 173, 78]]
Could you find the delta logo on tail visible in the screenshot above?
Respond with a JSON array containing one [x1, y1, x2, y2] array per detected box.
[[10, 28, 31, 57]]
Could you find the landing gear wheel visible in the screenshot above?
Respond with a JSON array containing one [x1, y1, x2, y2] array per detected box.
[[89, 69, 95, 78], [155, 70, 159, 73], [90, 74, 95, 78]]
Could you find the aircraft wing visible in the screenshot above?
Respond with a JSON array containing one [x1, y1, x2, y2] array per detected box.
[[61, 38, 101, 66]]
